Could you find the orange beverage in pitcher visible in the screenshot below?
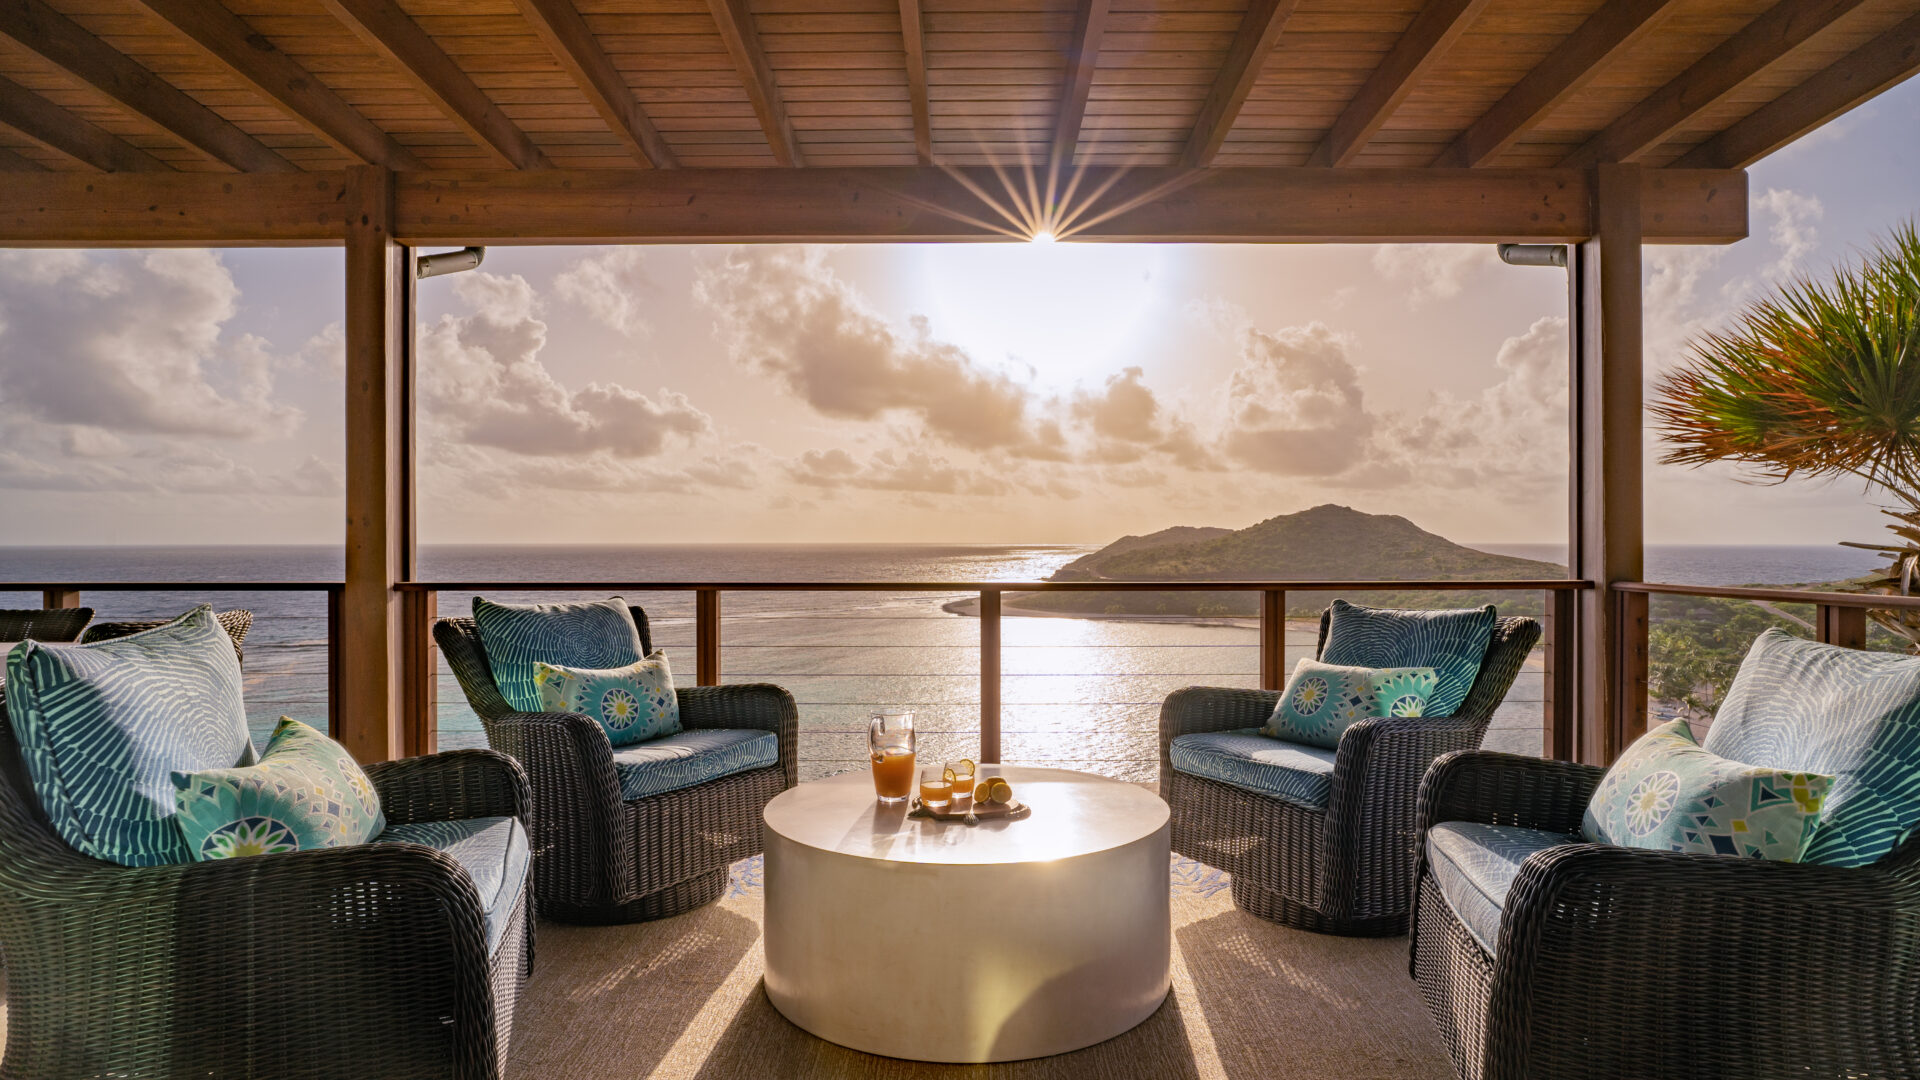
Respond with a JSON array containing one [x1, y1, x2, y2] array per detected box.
[[871, 748, 916, 801]]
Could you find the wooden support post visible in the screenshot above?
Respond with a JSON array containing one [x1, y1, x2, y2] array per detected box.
[[1613, 589, 1650, 745], [1818, 603, 1868, 650], [327, 586, 344, 740], [980, 589, 1001, 764], [1259, 589, 1287, 691], [400, 589, 437, 756], [1570, 162, 1646, 766], [40, 588, 79, 609], [696, 588, 721, 686], [339, 165, 414, 764], [1543, 588, 1575, 760]]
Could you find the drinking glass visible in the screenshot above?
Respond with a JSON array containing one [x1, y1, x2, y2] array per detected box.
[[945, 760, 977, 802], [868, 710, 916, 803], [918, 765, 954, 809]]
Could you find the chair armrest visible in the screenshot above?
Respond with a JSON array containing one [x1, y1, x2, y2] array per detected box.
[[365, 748, 528, 826], [473, 709, 632, 911], [1158, 686, 1280, 799], [678, 683, 799, 789], [1416, 750, 1605, 839]]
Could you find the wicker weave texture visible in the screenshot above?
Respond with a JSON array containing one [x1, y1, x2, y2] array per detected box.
[[436, 614, 797, 924], [1410, 749, 1920, 1079], [0, 691, 532, 1080], [1162, 612, 1540, 935], [0, 608, 93, 643]]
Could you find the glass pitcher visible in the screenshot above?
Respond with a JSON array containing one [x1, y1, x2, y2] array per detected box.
[[868, 710, 916, 803]]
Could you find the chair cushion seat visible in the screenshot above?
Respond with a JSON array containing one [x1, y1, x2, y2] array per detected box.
[[1168, 728, 1338, 808], [377, 816, 529, 957], [612, 728, 779, 801], [1426, 821, 1580, 955]]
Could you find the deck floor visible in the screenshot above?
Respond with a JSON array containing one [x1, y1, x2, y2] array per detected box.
[[507, 858, 1454, 1079]]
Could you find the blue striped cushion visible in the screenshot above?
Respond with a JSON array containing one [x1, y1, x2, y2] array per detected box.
[[1426, 822, 1578, 955], [1168, 728, 1338, 808], [472, 596, 645, 714], [377, 817, 529, 956], [5, 605, 256, 867], [1706, 629, 1920, 866], [1321, 600, 1495, 717], [611, 729, 779, 800]]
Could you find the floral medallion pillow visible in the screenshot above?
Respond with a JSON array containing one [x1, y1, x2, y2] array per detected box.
[[535, 653, 681, 747], [1261, 658, 1438, 749], [172, 717, 386, 861], [1583, 718, 1832, 862]]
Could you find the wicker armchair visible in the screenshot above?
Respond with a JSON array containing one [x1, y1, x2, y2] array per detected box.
[[83, 608, 253, 665], [1160, 608, 1540, 936], [436, 611, 798, 924], [0, 607, 93, 642], [1410, 750, 1920, 1079], [0, 699, 535, 1080]]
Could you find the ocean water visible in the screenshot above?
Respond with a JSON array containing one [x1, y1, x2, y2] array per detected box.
[[0, 542, 1867, 779]]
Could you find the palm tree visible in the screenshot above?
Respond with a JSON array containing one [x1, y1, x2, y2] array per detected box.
[[1651, 221, 1920, 649]]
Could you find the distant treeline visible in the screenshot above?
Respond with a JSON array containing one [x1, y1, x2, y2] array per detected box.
[[1007, 588, 1549, 621]]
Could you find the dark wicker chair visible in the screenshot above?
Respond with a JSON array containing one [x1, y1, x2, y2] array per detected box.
[[0, 694, 535, 1080], [1160, 608, 1540, 936], [436, 611, 798, 924], [1410, 750, 1920, 1080], [0, 607, 94, 643], [83, 608, 254, 665]]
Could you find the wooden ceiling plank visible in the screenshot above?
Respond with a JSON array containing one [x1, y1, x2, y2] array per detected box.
[[705, 0, 802, 166], [1310, 0, 1495, 168], [1563, 0, 1871, 168], [0, 144, 48, 170], [898, 0, 930, 162], [133, 0, 423, 171], [0, 71, 169, 171], [0, 0, 295, 172], [1435, 0, 1682, 168], [1049, 0, 1109, 172], [320, 0, 550, 170], [513, 0, 676, 167], [1675, 10, 1920, 169], [1179, 0, 1299, 168]]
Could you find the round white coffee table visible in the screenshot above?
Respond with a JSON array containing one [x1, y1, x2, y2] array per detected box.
[[761, 765, 1171, 1063]]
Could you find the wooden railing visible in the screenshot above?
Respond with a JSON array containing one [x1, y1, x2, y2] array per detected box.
[[397, 578, 1591, 763]]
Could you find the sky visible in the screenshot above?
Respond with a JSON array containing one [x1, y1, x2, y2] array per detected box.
[[0, 79, 1915, 550]]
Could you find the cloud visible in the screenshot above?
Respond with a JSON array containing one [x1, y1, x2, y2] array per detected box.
[[1370, 245, 1492, 305], [787, 446, 1013, 496], [1753, 187, 1823, 282], [555, 248, 655, 337], [419, 271, 710, 459], [0, 249, 298, 438], [695, 247, 1060, 456], [1218, 322, 1375, 476]]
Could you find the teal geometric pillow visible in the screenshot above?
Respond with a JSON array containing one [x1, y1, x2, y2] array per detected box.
[[472, 596, 645, 713], [1262, 658, 1437, 749], [172, 717, 386, 861], [1320, 599, 1495, 717], [1706, 629, 1920, 866], [1583, 718, 1831, 862], [535, 653, 681, 747], [4, 605, 256, 867]]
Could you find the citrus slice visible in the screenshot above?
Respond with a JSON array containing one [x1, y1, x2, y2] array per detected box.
[[942, 767, 957, 782], [988, 778, 1012, 805], [957, 758, 976, 777]]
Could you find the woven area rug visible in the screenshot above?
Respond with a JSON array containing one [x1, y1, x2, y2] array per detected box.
[[506, 857, 1454, 1079]]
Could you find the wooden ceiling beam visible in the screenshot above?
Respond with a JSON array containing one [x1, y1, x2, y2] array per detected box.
[[898, 0, 931, 164], [133, 0, 422, 172], [1675, 10, 1920, 169], [1564, 0, 1870, 168], [0, 167, 1749, 246], [1310, 0, 1495, 167], [1050, 0, 1109, 173], [513, 0, 675, 169], [0, 0, 294, 173], [1436, 0, 1681, 168], [321, 0, 550, 171], [706, 0, 802, 167], [1180, 0, 1299, 168], [0, 72, 168, 173]]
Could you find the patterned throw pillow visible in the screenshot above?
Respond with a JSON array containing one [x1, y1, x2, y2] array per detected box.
[[1320, 599, 1495, 717], [473, 596, 646, 713], [1583, 718, 1831, 861], [172, 717, 386, 861], [1262, 658, 1438, 749], [535, 653, 681, 746], [5, 605, 255, 867]]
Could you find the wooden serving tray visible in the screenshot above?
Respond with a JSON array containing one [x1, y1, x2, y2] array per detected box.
[[910, 797, 1030, 822]]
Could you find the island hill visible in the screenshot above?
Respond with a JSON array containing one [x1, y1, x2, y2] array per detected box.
[[959, 505, 1567, 621]]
